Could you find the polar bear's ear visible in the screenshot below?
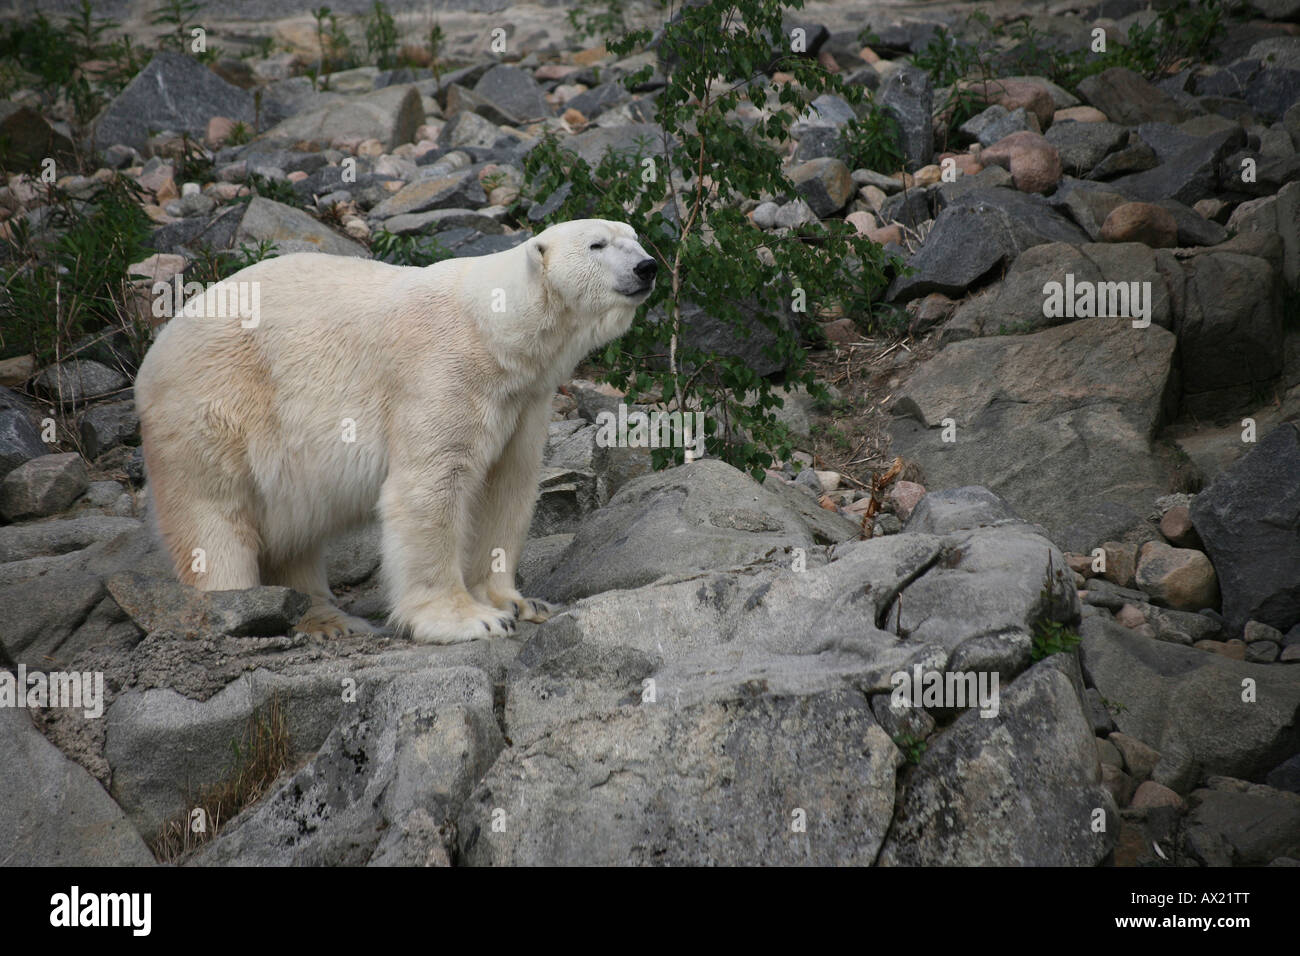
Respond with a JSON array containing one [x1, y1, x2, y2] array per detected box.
[[529, 239, 547, 271]]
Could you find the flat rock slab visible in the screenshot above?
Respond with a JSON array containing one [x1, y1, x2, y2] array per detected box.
[[193, 668, 501, 866], [1, 708, 154, 866], [538, 458, 815, 603], [460, 686, 900, 866], [889, 317, 1179, 552]]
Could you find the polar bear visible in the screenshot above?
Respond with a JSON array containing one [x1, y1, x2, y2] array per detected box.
[[135, 219, 656, 643]]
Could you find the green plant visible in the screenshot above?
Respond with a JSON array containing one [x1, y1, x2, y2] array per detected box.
[[224, 120, 253, 146], [893, 732, 928, 764], [363, 0, 399, 70], [910, 25, 981, 89], [186, 239, 280, 285], [836, 96, 903, 174], [150, 0, 206, 56], [427, 21, 445, 85], [566, 0, 635, 42], [519, 0, 904, 479], [66, 0, 115, 63], [370, 229, 451, 267], [243, 172, 303, 207], [1029, 553, 1081, 660], [1031, 618, 1082, 660], [102, 33, 149, 95], [310, 5, 356, 84], [1, 177, 153, 365], [0, 3, 148, 123]]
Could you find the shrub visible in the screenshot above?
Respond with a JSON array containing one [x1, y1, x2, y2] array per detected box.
[[520, 0, 904, 479], [1, 176, 153, 364]]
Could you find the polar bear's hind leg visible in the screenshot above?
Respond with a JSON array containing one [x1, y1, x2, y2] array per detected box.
[[261, 545, 376, 638]]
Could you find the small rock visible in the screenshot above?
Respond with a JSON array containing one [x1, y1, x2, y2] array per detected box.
[[1244, 620, 1285, 644], [1194, 639, 1247, 660], [774, 199, 817, 228], [1095, 541, 1137, 589], [979, 131, 1061, 194], [1097, 737, 1123, 768], [1101, 762, 1135, 806], [0, 453, 88, 520], [886, 480, 926, 521], [1135, 542, 1219, 611], [1246, 641, 1281, 663], [1054, 106, 1108, 123], [790, 157, 854, 218], [1109, 731, 1160, 781], [77, 401, 140, 459], [1099, 202, 1179, 248], [1158, 504, 1200, 548], [1130, 781, 1184, 810], [33, 360, 128, 406], [820, 318, 859, 344], [1116, 603, 1147, 628], [0, 355, 37, 387]]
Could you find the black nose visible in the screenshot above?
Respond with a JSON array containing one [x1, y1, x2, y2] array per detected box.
[[635, 258, 658, 280]]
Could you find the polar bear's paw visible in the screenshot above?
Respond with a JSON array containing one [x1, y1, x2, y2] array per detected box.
[[517, 597, 558, 623], [398, 599, 519, 645], [486, 587, 558, 623], [293, 604, 377, 640]]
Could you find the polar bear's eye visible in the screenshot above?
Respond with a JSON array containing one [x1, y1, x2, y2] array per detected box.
[[589, 241, 607, 250]]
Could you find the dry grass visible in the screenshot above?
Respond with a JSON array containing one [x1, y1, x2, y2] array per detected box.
[[150, 694, 291, 863], [804, 335, 938, 490]]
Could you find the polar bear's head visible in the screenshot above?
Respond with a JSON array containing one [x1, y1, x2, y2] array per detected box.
[[525, 219, 657, 347]]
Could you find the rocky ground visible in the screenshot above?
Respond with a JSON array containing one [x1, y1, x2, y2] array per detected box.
[[2, 0, 1299, 866]]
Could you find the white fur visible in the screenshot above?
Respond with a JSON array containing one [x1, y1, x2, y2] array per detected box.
[[135, 219, 653, 643]]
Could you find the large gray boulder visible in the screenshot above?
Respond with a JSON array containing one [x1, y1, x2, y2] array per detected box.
[[105, 669, 352, 838], [1190, 423, 1300, 633], [878, 656, 1117, 865], [1, 708, 154, 866], [0, 453, 88, 521], [93, 52, 256, 152], [0, 101, 75, 171], [193, 668, 502, 866], [1079, 616, 1300, 792], [461, 685, 900, 866], [259, 84, 424, 150], [232, 197, 369, 257], [941, 241, 1175, 340], [1173, 248, 1285, 417], [0, 407, 47, 478], [536, 459, 815, 603], [472, 65, 552, 123], [889, 189, 1089, 301], [880, 64, 933, 169], [889, 317, 1180, 553]]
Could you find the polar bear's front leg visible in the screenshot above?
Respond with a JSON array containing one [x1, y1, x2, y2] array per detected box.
[[466, 397, 558, 624], [379, 446, 518, 644]]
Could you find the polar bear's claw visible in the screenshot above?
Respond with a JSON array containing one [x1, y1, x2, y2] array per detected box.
[[293, 604, 377, 640], [520, 598, 557, 623], [402, 601, 519, 644]]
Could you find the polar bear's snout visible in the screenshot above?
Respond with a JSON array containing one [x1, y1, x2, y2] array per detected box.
[[610, 239, 658, 300]]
